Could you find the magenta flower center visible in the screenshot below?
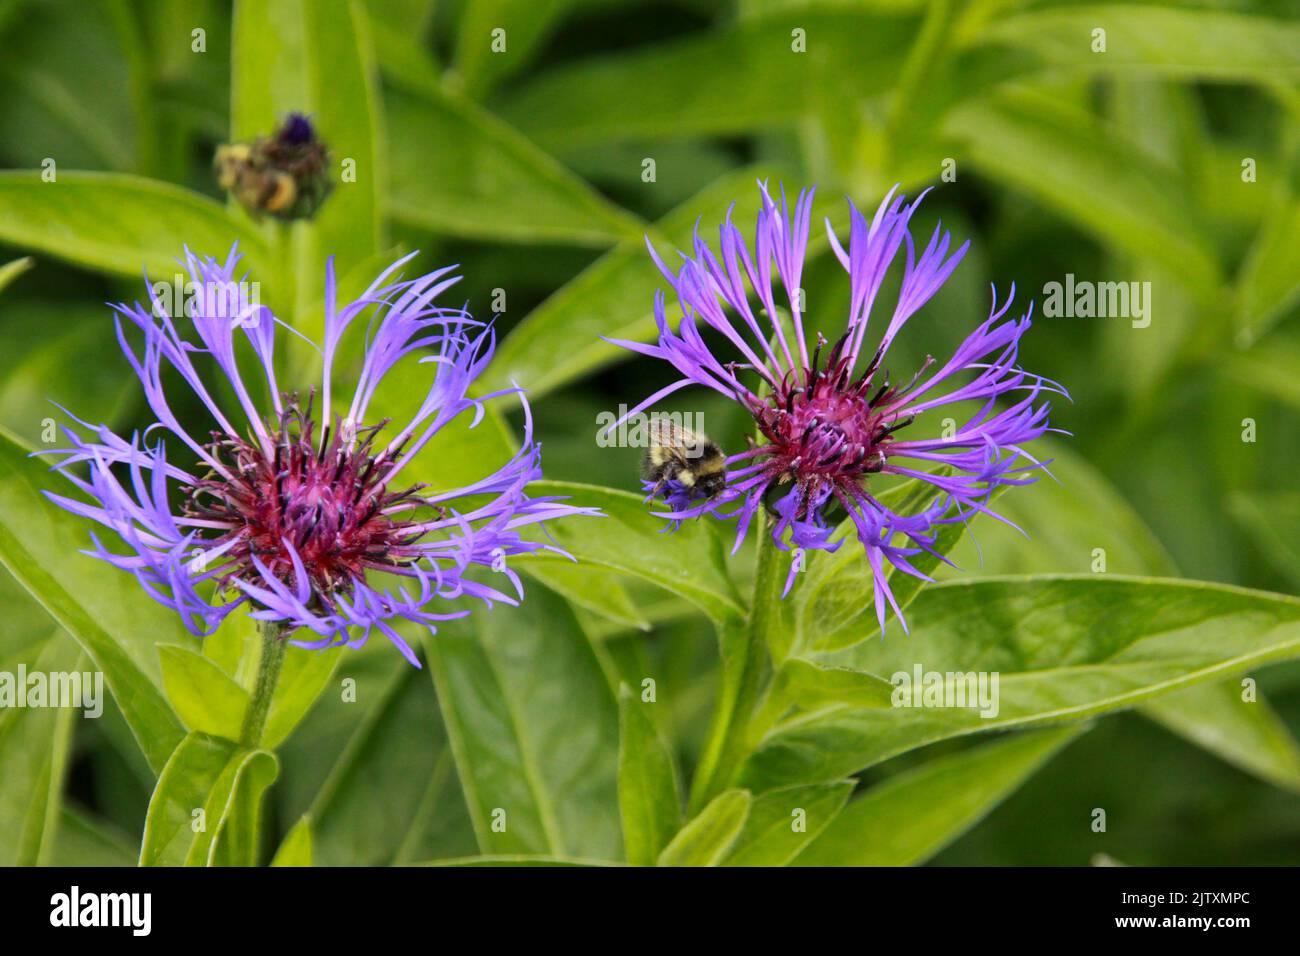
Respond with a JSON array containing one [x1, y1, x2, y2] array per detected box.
[[746, 336, 919, 507], [182, 396, 432, 597]]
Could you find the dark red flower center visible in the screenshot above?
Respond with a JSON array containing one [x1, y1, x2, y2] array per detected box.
[[181, 395, 434, 597], [745, 334, 924, 514]]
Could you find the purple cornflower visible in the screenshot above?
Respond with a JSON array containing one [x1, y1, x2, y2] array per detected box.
[[44, 246, 594, 666], [609, 183, 1064, 632]]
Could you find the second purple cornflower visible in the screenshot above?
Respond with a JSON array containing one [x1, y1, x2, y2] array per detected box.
[[610, 183, 1065, 632]]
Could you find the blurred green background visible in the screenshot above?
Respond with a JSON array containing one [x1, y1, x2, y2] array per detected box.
[[1, 0, 1298, 865]]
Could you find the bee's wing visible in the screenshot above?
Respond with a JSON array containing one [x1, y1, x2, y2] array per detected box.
[[649, 417, 707, 453]]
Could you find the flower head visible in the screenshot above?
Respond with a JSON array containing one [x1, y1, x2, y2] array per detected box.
[[609, 183, 1064, 632], [44, 246, 593, 665], [215, 112, 332, 220]]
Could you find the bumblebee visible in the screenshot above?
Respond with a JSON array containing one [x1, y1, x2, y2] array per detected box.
[[215, 113, 332, 221], [641, 419, 727, 501]]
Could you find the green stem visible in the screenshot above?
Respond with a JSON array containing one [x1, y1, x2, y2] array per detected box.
[[687, 526, 782, 814], [240, 620, 288, 748]]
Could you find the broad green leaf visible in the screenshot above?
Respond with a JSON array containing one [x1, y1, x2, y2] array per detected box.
[[944, 89, 1221, 303], [416, 854, 622, 867], [453, 0, 575, 97], [0, 172, 270, 279], [1142, 682, 1300, 793], [0, 0, 135, 171], [482, 165, 848, 398], [1100, 80, 1211, 401], [764, 658, 895, 719], [386, 85, 643, 246], [263, 644, 339, 749], [618, 684, 683, 866], [950, 443, 1300, 792], [793, 726, 1086, 866], [742, 575, 1300, 792], [524, 563, 650, 632], [523, 482, 743, 623], [721, 781, 853, 867], [0, 429, 185, 773], [0, 302, 140, 449], [0, 633, 80, 865], [1228, 491, 1300, 592], [656, 788, 751, 866], [364, 0, 439, 80], [140, 732, 278, 866], [497, 12, 912, 150], [49, 808, 137, 867], [0, 256, 32, 295], [1235, 197, 1300, 343], [295, 653, 464, 866], [979, 7, 1300, 82], [943, 440, 1177, 579], [1222, 335, 1300, 411], [270, 814, 313, 866], [158, 644, 249, 741], [424, 585, 622, 859]]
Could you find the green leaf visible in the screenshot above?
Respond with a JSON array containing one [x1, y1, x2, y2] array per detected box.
[[944, 89, 1221, 303], [1228, 490, 1300, 592], [140, 732, 278, 866], [386, 84, 643, 246], [980, 6, 1300, 82], [158, 644, 250, 741], [295, 655, 464, 866], [483, 166, 789, 398], [721, 781, 853, 867], [1235, 197, 1300, 343], [0, 633, 80, 865], [270, 814, 313, 866], [1142, 681, 1300, 793], [263, 644, 339, 749], [48, 808, 138, 867], [943, 440, 1177, 579], [415, 854, 622, 867], [497, 11, 913, 150], [0, 428, 185, 773], [0, 171, 271, 279], [452, 0, 573, 98], [523, 482, 744, 623], [617, 684, 683, 866], [524, 563, 650, 632], [952, 443, 1300, 792], [656, 789, 751, 866], [764, 658, 895, 718], [793, 726, 1086, 866], [0, 256, 33, 295], [742, 575, 1300, 791], [0, 302, 140, 450], [424, 585, 622, 859], [232, 0, 384, 326], [794, 472, 968, 655]]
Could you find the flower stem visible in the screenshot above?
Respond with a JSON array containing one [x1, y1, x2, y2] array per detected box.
[[240, 620, 287, 748], [687, 525, 781, 814]]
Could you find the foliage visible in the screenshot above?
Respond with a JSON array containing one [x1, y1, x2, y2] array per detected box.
[[0, 0, 1298, 867]]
